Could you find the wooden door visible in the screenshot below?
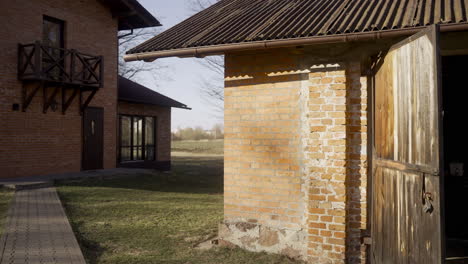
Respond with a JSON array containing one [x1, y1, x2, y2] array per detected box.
[[371, 25, 444, 264], [82, 107, 104, 170]]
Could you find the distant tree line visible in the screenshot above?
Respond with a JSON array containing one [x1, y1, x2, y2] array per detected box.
[[172, 124, 224, 141]]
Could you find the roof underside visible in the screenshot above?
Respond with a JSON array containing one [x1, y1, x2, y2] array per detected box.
[[118, 76, 190, 109], [127, 0, 468, 54], [99, 0, 161, 30]]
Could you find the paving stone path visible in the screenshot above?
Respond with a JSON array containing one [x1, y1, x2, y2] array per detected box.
[[0, 187, 86, 264]]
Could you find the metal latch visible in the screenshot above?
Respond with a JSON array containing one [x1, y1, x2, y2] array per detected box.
[[423, 192, 433, 214]]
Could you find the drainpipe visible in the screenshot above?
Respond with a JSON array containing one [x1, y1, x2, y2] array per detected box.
[[123, 23, 468, 62], [118, 28, 134, 39]]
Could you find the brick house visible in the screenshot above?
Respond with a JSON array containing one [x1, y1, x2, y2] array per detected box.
[[118, 76, 189, 171], [0, 0, 188, 178], [125, 1, 468, 263]]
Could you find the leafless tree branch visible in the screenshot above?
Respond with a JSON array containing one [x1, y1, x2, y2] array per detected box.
[[187, 0, 218, 13], [187, 0, 225, 115], [118, 27, 169, 84]]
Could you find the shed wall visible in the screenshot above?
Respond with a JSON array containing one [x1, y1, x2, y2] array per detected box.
[[222, 48, 368, 264]]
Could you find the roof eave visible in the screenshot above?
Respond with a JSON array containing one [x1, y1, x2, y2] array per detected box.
[[100, 0, 161, 30], [119, 98, 191, 110], [124, 23, 468, 62]]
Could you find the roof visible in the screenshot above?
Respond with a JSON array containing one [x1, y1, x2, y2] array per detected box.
[[99, 0, 161, 30], [126, 0, 468, 55], [118, 76, 190, 109]]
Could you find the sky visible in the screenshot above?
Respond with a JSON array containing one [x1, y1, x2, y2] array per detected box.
[[128, 0, 223, 131]]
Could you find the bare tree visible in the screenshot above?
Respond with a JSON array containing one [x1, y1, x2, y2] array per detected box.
[[187, 0, 225, 113], [187, 0, 219, 13], [118, 28, 167, 83]]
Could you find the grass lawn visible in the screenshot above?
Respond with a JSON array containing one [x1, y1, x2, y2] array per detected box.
[[57, 156, 301, 264], [0, 188, 14, 236], [172, 140, 224, 154]]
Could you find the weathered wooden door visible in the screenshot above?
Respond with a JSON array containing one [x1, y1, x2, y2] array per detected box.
[[371, 25, 444, 264], [82, 107, 104, 170]]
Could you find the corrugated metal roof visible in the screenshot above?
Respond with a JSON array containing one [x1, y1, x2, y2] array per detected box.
[[127, 0, 468, 54], [118, 76, 190, 109]]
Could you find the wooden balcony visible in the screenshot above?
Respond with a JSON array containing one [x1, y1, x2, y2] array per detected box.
[[17, 41, 103, 113], [18, 41, 103, 89]]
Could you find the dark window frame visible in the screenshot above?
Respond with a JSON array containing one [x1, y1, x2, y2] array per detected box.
[[42, 15, 65, 49], [42, 15, 65, 80], [119, 114, 157, 163]]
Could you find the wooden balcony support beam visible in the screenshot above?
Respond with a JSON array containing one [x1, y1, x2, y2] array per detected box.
[[22, 81, 43, 112], [79, 89, 97, 114], [61, 87, 78, 114], [43, 85, 60, 113]]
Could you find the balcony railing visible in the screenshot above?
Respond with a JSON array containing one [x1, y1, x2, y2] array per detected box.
[[18, 41, 103, 89]]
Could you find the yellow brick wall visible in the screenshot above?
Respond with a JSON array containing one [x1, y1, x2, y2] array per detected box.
[[222, 51, 307, 257], [305, 62, 368, 264], [224, 54, 303, 228], [221, 48, 368, 263]]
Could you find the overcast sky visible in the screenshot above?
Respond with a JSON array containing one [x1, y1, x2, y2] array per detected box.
[[131, 0, 222, 131]]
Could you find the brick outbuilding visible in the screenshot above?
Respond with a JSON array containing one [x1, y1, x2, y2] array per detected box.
[[0, 0, 188, 178], [126, 1, 468, 263]]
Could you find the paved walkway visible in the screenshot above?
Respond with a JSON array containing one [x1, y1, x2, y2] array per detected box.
[[0, 168, 158, 264], [0, 187, 86, 264]]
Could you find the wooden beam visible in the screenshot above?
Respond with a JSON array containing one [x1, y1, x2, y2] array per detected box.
[[22, 81, 42, 112], [80, 89, 97, 113], [43, 85, 60, 113], [61, 87, 78, 114]]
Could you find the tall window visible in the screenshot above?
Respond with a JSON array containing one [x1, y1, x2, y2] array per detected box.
[[120, 115, 156, 162], [42, 16, 64, 80]]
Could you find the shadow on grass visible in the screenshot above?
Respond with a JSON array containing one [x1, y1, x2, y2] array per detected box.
[[56, 156, 224, 195], [70, 220, 105, 264]]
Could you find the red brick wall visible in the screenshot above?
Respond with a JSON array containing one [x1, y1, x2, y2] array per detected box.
[[117, 101, 171, 163], [0, 0, 118, 178], [221, 48, 369, 263]]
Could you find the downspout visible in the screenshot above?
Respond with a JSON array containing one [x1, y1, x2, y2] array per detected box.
[[118, 28, 134, 39], [124, 23, 468, 62]]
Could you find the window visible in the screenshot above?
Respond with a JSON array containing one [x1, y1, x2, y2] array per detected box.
[[42, 16, 64, 80], [43, 16, 64, 49], [119, 115, 156, 162]]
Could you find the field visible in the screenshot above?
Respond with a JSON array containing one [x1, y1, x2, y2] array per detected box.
[[0, 188, 14, 236], [57, 156, 302, 264], [171, 139, 223, 154]]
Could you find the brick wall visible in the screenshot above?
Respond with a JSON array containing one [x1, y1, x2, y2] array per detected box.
[[0, 0, 118, 178], [221, 49, 368, 263], [305, 62, 368, 264], [222, 50, 308, 258], [117, 101, 171, 163]]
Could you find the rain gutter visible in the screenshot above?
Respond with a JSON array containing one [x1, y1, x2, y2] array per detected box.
[[124, 23, 468, 62]]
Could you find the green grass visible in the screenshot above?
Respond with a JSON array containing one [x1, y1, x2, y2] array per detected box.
[[57, 156, 300, 264], [0, 188, 14, 236], [172, 140, 224, 154]]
